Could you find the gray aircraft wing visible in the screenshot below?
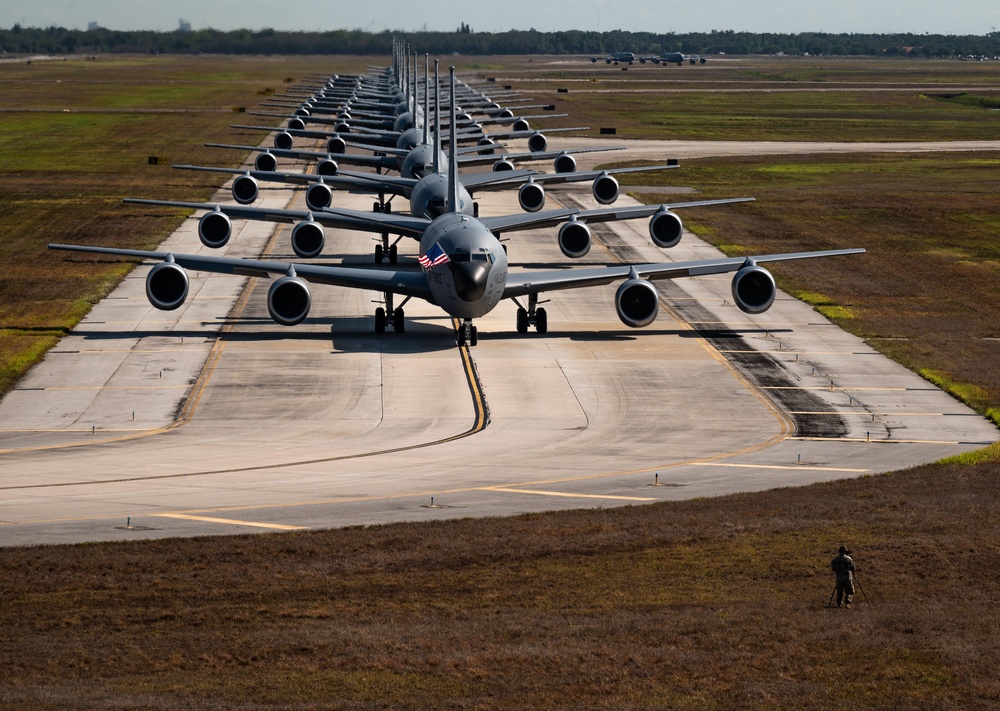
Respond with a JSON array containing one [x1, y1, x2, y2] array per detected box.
[[47, 244, 433, 299], [123, 199, 432, 239], [503, 249, 865, 298], [479, 198, 755, 234], [172, 164, 391, 191]]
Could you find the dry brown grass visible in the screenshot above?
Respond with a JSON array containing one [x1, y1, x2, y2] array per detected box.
[[2, 455, 999, 708]]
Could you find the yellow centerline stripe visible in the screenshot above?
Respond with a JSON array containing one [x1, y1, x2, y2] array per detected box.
[[153, 513, 307, 530], [486, 487, 656, 502], [691, 462, 870, 473]]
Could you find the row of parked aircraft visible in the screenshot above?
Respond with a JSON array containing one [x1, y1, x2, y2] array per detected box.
[[590, 50, 708, 65], [50, 41, 861, 347]]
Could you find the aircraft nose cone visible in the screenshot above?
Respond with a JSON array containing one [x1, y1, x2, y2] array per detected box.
[[449, 262, 489, 302]]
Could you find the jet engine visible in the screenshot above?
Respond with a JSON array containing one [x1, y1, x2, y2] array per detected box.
[[267, 274, 311, 326], [254, 152, 278, 172], [648, 209, 683, 249], [274, 132, 294, 150], [327, 136, 347, 154], [615, 278, 659, 328], [231, 174, 259, 205], [731, 261, 776, 314], [527, 132, 548, 153], [512, 118, 530, 132], [518, 181, 546, 212], [305, 182, 333, 211], [492, 159, 515, 172], [334, 122, 351, 134], [316, 159, 339, 176], [592, 172, 620, 205], [288, 117, 306, 131], [558, 219, 592, 258], [553, 153, 577, 174], [198, 210, 232, 249], [477, 138, 497, 155], [294, 107, 310, 117], [497, 108, 514, 119], [290, 220, 325, 259], [146, 261, 189, 311]]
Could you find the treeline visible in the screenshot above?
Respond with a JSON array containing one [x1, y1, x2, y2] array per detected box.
[[2, 25, 999, 59]]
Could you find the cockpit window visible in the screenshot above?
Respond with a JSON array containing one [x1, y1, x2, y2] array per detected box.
[[451, 251, 471, 263]]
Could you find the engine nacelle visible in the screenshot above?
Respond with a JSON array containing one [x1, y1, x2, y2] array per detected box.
[[294, 107, 311, 117], [290, 220, 325, 259], [334, 122, 351, 134], [592, 173, 620, 205], [498, 108, 514, 119], [146, 261, 189, 311], [477, 139, 497, 156], [553, 153, 577, 174], [288, 117, 306, 131], [254, 152, 278, 172], [558, 220, 592, 258], [512, 118, 530, 132], [327, 136, 347, 154], [305, 182, 333, 211], [198, 210, 232, 249], [317, 158, 339, 176], [649, 209, 683, 249], [267, 275, 311, 326], [518, 182, 546, 212], [731, 262, 776, 314], [639, 57, 647, 64], [492, 159, 515, 172], [615, 279, 659, 328], [231, 174, 259, 205], [274, 131, 294, 150], [527, 132, 548, 153]]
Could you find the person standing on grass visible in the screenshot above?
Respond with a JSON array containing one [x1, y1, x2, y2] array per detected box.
[[831, 546, 856, 608]]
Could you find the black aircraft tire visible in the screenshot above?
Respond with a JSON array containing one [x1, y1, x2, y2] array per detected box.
[[470, 326, 478, 347], [393, 308, 405, 333], [375, 307, 386, 333], [536, 307, 548, 334], [374, 244, 383, 264], [516, 308, 528, 334]]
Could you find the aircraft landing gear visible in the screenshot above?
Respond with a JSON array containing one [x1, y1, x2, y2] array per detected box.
[[372, 198, 398, 264], [457, 319, 478, 347], [374, 292, 408, 334], [514, 294, 548, 334]]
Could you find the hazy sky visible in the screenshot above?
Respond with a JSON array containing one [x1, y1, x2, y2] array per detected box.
[[2, 0, 998, 36]]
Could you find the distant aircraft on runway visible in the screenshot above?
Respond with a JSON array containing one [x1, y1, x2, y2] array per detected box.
[[590, 51, 637, 65], [51, 67, 864, 348], [641, 51, 708, 66]]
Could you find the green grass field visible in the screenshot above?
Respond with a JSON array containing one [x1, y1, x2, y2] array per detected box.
[[2, 53, 1000, 708]]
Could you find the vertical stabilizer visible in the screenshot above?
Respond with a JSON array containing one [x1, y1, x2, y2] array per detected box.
[[422, 54, 429, 144], [433, 59, 441, 175], [446, 66, 459, 214]]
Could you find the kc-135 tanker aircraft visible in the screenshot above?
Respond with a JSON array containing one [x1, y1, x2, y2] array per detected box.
[[50, 62, 863, 348]]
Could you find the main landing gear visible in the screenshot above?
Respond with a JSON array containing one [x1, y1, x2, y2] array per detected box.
[[513, 294, 548, 334], [374, 292, 409, 334], [372, 199, 399, 264]]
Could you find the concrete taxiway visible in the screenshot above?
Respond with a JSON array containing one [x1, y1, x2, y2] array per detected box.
[[1, 140, 996, 547]]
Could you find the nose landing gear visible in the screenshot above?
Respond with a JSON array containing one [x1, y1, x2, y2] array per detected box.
[[457, 319, 478, 347]]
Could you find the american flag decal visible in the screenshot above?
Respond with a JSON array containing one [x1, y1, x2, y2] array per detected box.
[[418, 243, 450, 269]]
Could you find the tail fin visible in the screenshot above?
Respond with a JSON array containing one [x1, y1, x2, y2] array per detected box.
[[446, 66, 459, 214]]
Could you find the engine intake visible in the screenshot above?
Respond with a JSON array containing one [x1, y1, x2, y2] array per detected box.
[[305, 182, 333, 211], [518, 181, 546, 212], [558, 220, 592, 258], [492, 159, 515, 172], [615, 278, 659, 328], [291, 220, 325, 259], [198, 210, 232, 249], [592, 173, 620, 205], [146, 261, 189, 311], [254, 153, 277, 172], [288, 117, 306, 131], [478, 138, 497, 155], [327, 136, 347, 154], [553, 153, 577, 174], [512, 118, 530, 132], [231, 175, 259, 205], [731, 262, 776, 314], [267, 275, 311, 326], [649, 209, 683, 248], [317, 159, 338, 176], [527, 132, 548, 153], [274, 131, 293, 150]]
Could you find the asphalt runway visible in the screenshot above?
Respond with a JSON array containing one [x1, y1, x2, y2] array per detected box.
[[1, 139, 997, 547]]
